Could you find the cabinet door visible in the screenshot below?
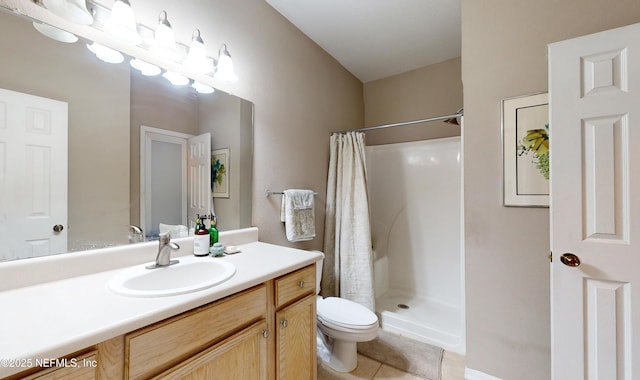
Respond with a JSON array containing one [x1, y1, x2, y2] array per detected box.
[[276, 294, 317, 380], [151, 320, 268, 380]]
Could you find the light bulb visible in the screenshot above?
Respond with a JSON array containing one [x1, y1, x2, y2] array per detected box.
[[106, 0, 142, 45], [213, 45, 238, 83], [184, 29, 213, 74], [152, 11, 180, 61]]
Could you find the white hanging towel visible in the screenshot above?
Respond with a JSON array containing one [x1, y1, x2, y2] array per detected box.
[[280, 189, 316, 242]]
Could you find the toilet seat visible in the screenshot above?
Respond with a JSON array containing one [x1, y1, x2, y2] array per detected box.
[[317, 297, 378, 331]]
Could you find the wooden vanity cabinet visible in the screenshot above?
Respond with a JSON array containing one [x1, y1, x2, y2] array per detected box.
[[6, 264, 317, 380]]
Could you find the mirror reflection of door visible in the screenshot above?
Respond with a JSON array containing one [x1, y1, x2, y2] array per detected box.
[[0, 88, 68, 260], [187, 132, 212, 233], [140, 126, 211, 239]]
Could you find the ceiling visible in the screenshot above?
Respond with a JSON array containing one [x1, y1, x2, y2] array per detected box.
[[265, 0, 461, 83]]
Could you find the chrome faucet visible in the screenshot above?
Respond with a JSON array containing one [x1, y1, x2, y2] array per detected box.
[[128, 225, 144, 243], [146, 233, 180, 269]]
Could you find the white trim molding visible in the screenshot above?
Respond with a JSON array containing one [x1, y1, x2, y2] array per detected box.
[[465, 367, 503, 380]]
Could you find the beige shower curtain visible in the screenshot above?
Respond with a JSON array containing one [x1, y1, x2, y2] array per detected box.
[[322, 131, 375, 311]]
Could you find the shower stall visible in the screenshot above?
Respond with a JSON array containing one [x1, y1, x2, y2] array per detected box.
[[366, 136, 464, 353]]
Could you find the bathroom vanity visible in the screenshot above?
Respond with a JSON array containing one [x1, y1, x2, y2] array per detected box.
[[0, 228, 320, 379]]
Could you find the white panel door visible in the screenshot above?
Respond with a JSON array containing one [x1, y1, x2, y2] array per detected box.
[[140, 126, 190, 237], [0, 88, 68, 260], [187, 133, 211, 231], [550, 23, 640, 379]]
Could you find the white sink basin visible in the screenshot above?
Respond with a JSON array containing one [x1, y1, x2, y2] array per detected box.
[[108, 256, 236, 297]]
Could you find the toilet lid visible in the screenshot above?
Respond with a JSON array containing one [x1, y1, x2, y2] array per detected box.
[[317, 297, 378, 330]]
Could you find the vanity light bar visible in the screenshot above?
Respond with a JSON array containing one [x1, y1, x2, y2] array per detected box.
[[35, 0, 238, 88], [83, 0, 236, 83]]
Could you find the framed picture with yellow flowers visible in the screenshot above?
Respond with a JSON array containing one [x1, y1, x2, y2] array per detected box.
[[502, 92, 549, 207], [212, 148, 229, 198]]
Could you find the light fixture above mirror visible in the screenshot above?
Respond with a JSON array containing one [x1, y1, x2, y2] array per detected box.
[[213, 44, 238, 83], [31, 0, 239, 88], [42, 0, 93, 25], [184, 29, 213, 75], [105, 0, 142, 45], [151, 10, 180, 61]]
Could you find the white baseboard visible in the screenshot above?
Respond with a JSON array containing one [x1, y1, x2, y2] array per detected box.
[[465, 367, 503, 380]]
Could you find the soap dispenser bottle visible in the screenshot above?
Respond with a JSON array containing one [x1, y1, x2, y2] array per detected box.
[[193, 216, 210, 256]]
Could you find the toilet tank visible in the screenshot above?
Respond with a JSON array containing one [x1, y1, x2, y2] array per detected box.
[[312, 251, 324, 295]]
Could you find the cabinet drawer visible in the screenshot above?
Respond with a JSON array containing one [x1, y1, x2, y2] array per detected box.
[[125, 285, 267, 380], [274, 265, 315, 309]]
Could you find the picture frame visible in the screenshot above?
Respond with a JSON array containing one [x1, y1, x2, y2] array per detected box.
[[502, 92, 549, 207], [212, 148, 230, 198]]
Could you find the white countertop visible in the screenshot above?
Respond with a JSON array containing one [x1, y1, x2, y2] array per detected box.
[[0, 230, 321, 378]]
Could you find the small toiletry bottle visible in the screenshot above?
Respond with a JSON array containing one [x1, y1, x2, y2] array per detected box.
[[208, 216, 219, 246], [193, 217, 210, 256]]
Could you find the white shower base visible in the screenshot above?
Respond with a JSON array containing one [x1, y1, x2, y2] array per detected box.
[[376, 289, 463, 353]]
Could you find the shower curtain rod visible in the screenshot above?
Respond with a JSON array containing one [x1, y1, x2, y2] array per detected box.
[[333, 111, 463, 134]]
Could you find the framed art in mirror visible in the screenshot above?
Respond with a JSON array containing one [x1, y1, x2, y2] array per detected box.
[[502, 92, 549, 207], [212, 148, 230, 198]]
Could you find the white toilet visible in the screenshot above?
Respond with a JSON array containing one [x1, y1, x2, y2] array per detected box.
[[315, 252, 378, 372]]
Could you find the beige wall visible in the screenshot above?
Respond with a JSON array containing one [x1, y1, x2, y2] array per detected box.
[[0, 11, 130, 251], [462, 0, 640, 378], [363, 58, 462, 145]]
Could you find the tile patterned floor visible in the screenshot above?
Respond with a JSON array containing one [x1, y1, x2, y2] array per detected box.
[[317, 351, 466, 380]]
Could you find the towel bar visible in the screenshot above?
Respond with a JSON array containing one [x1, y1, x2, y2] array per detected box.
[[265, 189, 318, 197]]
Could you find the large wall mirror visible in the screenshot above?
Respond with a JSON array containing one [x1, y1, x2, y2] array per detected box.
[[0, 7, 253, 261]]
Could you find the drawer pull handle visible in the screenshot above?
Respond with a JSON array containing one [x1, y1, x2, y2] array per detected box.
[[262, 330, 269, 338], [281, 320, 288, 328], [298, 281, 305, 288]]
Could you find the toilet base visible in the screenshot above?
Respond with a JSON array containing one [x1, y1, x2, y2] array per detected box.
[[317, 333, 358, 373]]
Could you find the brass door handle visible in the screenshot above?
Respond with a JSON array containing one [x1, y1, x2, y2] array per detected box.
[[53, 224, 64, 233], [560, 253, 581, 267]]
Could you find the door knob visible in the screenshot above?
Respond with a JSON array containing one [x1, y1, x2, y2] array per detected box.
[[560, 253, 581, 267], [53, 224, 64, 233]]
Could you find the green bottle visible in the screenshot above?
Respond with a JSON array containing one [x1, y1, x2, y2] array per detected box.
[[194, 214, 202, 235], [209, 217, 219, 246]]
